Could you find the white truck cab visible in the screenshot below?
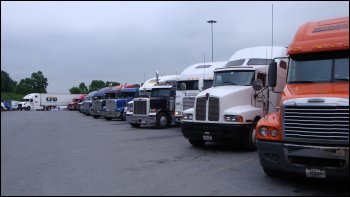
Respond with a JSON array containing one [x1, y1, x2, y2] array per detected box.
[[174, 61, 227, 124], [181, 46, 288, 150]]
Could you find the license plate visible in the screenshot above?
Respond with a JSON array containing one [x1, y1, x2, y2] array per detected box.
[[305, 168, 326, 178], [203, 135, 212, 141]]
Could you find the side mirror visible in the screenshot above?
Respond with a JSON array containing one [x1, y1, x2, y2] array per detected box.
[[268, 61, 277, 87], [252, 79, 264, 91], [180, 83, 186, 91]]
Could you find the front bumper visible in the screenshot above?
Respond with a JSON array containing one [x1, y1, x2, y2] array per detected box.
[[257, 140, 349, 179], [181, 121, 251, 143], [126, 115, 156, 125], [102, 111, 121, 118]]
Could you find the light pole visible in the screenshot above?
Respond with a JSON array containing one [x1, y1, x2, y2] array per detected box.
[[207, 20, 216, 62]]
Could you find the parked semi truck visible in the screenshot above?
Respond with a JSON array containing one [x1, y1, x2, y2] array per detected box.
[[102, 87, 139, 121], [174, 61, 227, 124], [256, 17, 349, 179], [126, 80, 177, 129], [81, 91, 97, 115], [181, 46, 288, 150], [67, 94, 86, 111], [17, 93, 83, 111], [90, 87, 118, 119]]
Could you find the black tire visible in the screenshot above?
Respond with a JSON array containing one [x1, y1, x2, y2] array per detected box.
[[26, 106, 31, 111], [120, 112, 126, 121], [130, 123, 141, 128], [105, 117, 112, 121], [244, 122, 257, 151], [93, 115, 100, 119], [189, 139, 206, 147], [156, 112, 168, 129], [263, 167, 280, 177]]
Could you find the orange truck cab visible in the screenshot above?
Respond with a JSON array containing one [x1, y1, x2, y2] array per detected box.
[[256, 17, 349, 179]]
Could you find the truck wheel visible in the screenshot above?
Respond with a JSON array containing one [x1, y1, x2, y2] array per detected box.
[[245, 122, 257, 151], [189, 139, 206, 147], [120, 112, 126, 121], [26, 106, 31, 111], [93, 115, 100, 119], [130, 123, 141, 128], [156, 112, 168, 129], [263, 167, 280, 177], [105, 117, 112, 121]]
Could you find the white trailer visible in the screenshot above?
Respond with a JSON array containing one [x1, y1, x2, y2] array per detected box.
[[174, 61, 227, 124], [18, 93, 83, 111], [181, 46, 288, 150]]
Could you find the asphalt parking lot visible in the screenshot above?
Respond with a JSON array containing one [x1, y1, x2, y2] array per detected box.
[[1, 111, 348, 196]]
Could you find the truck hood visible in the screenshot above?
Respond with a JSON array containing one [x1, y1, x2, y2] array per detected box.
[[197, 85, 252, 98], [282, 82, 349, 101]]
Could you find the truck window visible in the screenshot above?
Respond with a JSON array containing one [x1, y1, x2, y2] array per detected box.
[[213, 71, 255, 87], [288, 51, 348, 83], [176, 80, 198, 90], [225, 59, 245, 67], [247, 58, 273, 65], [151, 89, 172, 97], [203, 80, 213, 90]]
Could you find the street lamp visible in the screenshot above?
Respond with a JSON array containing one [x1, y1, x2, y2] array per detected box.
[[207, 20, 217, 62]]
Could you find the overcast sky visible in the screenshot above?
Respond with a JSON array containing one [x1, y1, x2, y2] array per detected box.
[[1, 1, 349, 93]]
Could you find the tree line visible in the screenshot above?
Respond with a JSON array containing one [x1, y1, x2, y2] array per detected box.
[[69, 80, 140, 94], [1, 70, 48, 95], [1, 69, 141, 95]]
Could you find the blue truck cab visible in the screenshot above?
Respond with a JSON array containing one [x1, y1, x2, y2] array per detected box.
[[102, 88, 139, 120], [90, 87, 118, 119]]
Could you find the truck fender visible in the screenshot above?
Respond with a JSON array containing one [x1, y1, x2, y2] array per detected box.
[[223, 105, 264, 123]]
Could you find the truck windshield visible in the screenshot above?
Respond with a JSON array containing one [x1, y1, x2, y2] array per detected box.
[[203, 80, 213, 90], [120, 92, 136, 98], [288, 51, 349, 83], [213, 71, 255, 87], [139, 90, 151, 97], [104, 92, 120, 99], [176, 80, 198, 90], [151, 88, 173, 97]]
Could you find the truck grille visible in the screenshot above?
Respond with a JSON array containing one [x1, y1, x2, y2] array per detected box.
[[196, 97, 206, 121], [134, 100, 147, 115], [208, 97, 219, 121], [284, 105, 349, 142], [93, 100, 102, 111], [183, 97, 195, 111], [106, 100, 116, 111]]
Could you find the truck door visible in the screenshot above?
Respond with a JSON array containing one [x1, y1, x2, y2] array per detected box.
[[255, 72, 268, 114]]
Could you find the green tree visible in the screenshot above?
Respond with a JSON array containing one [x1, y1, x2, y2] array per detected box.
[[89, 80, 106, 92], [132, 84, 140, 88], [106, 81, 120, 87], [31, 71, 48, 93], [16, 78, 33, 94], [79, 82, 88, 93], [69, 86, 82, 94], [1, 70, 17, 92]]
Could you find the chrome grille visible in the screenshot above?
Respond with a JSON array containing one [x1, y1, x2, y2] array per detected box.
[[106, 100, 116, 112], [93, 100, 102, 111], [284, 105, 349, 142], [196, 97, 206, 121], [183, 97, 195, 111], [208, 97, 219, 121], [134, 100, 147, 115]]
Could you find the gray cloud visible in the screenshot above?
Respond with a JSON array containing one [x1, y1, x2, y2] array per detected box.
[[1, 1, 349, 93]]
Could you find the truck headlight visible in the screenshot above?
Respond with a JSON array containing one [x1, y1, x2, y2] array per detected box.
[[224, 115, 243, 122], [175, 111, 182, 116], [259, 127, 268, 137], [182, 113, 193, 120], [270, 129, 278, 137]]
